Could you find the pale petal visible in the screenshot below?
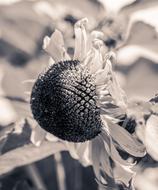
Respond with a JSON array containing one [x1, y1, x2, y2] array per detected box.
[[30, 125, 46, 147], [48, 57, 55, 66], [65, 142, 79, 160], [95, 56, 113, 87], [90, 30, 104, 40], [73, 18, 88, 61], [43, 29, 70, 62], [95, 68, 110, 86], [107, 67, 127, 108], [92, 136, 116, 188], [103, 117, 146, 157], [110, 138, 135, 167], [114, 164, 135, 187], [100, 142, 113, 178], [45, 133, 59, 142], [76, 142, 91, 166], [145, 115, 158, 161], [22, 79, 36, 84], [101, 129, 135, 168], [91, 137, 102, 179]]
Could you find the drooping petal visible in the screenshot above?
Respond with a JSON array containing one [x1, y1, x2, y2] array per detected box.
[[43, 29, 70, 62], [91, 137, 102, 180], [73, 18, 88, 61], [76, 142, 91, 166], [103, 117, 146, 157], [110, 138, 135, 167], [91, 136, 117, 189], [100, 142, 113, 178], [114, 164, 135, 187], [100, 104, 126, 120]]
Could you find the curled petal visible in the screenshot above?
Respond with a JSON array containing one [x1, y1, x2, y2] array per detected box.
[[74, 18, 88, 61], [43, 29, 70, 62]]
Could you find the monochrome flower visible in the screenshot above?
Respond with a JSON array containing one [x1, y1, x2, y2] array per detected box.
[[30, 18, 146, 188]]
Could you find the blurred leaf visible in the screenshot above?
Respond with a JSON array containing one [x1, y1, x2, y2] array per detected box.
[[1, 119, 31, 154], [134, 167, 158, 190], [118, 5, 158, 66], [98, 0, 136, 13], [0, 141, 66, 175], [121, 0, 158, 16], [120, 6, 158, 62], [124, 21, 158, 54], [0, 68, 17, 126], [12, 180, 35, 190], [0, 1, 52, 55]]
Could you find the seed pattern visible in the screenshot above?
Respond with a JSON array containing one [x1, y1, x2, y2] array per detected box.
[[31, 60, 102, 142]]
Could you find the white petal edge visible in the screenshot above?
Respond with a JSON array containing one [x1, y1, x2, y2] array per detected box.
[[43, 29, 70, 62], [102, 116, 146, 157], [31, 125, 46, 147], [73, 18, 88, 61], [145, 115, 158, 161]]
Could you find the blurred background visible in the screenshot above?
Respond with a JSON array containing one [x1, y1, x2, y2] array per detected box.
[[0, 0, 158, 190]]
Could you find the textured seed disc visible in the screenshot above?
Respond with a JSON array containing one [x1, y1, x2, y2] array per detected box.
[[30, 60, 102, 142]]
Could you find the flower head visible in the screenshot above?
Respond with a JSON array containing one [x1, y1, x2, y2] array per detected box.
[[31, 18, 126, 142], [31, 59, 102, 142], [30, 18, 146, 188]]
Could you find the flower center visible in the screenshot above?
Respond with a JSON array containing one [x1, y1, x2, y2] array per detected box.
[[31, 60, 102, 142]]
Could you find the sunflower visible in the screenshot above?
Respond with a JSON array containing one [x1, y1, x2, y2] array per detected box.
[[30, 18, 146, 189]]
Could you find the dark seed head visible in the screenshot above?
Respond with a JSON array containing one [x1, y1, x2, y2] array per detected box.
[[30, 60, 102, 142]]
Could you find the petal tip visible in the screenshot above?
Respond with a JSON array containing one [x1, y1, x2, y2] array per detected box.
[[43, 36, 50, 50], [75, 17, 88, 28]]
